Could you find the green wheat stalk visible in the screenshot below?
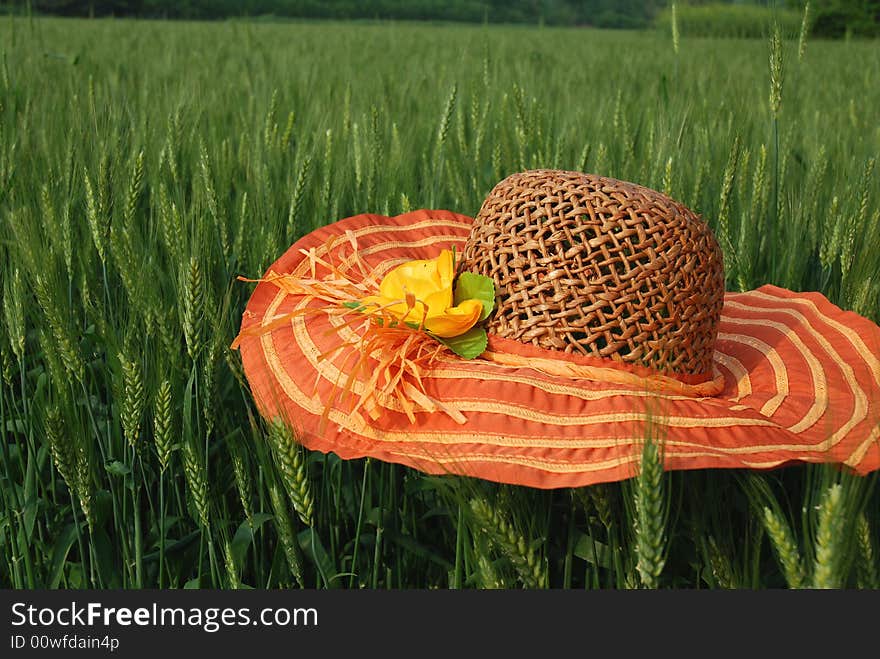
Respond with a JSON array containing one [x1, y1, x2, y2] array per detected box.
[[840, 158, 875, 285], [473, 534, 507, 589], [819, 195, 841, 270], [812, 483, 846, 589], [634, 438, 666, 588], [83, 171, 110, 263], [763, 506, 805, 588], [181, 255, 205, 361], [662, 156, 673, 196], [124, 149, 145, 228], [320, 129, 333, 213], [287, 155, 312, 236], [199, 143, 229, 257], [2, 267, 25, 360], [153, 379, 174, 472], [707, 536, 735, 589], [269, 481, 305, 588], [690, 161, 707, 209], [671, 3, 679, 55], [44, 406, 77, 502], [716, 136, 740, 282], [266, 419, 314, 527], [34, 274, 84, 382], [44, 406, 92, 529], [1, 344, 14, 388], [797, 2, 810, 62], [227, 434, 254, 525], [119, 351, 145, 448], [437, 83, 458, 150], [182, 438, 210, 529], [200, 334, 221, 440], [157, 184, 184, 264], [595, 487, 616, 538], [769, 23, 784, 278], [352, 121, 363, 188], [232, 191, 249, 266], [468, 496, 547, 588], [263, 89, 279, 149], [854, 513, 878, 590], [280, 111, 295, 151], [223, 537, 241, 589]]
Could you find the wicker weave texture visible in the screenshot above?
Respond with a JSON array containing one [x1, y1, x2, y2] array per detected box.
[[463, 170, 725, 376]]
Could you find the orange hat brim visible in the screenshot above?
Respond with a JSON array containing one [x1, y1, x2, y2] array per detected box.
[[236, 210, 880, 489]]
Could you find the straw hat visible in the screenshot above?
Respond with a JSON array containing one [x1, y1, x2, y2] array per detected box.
[[233, 170, 880, 489]]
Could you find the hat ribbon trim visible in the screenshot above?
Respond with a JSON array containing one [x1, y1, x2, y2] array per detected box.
[[482, 336, 725, 398]]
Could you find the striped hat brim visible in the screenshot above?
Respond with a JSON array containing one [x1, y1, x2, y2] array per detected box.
[[236, 210, 880, 489]]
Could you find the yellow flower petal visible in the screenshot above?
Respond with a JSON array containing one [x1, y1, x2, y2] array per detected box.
[[423, 299, 483, 338], [379, 250, 453, 312], [357, 250, 480, 337]]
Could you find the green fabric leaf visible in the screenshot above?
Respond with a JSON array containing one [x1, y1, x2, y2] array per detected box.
[[439, 327, 488, 359], [454, 272, 495, 321]]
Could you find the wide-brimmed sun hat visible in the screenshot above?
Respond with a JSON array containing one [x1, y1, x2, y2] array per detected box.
[[233, 169, 880, 489]]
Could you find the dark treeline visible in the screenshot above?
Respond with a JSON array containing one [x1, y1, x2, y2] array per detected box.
[[805, 0, 880, 37], [25, 0, 664, 27], [14, 0, 880, 35]]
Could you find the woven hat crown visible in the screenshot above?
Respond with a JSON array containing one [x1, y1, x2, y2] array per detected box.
[[462, 169, 725, 376]]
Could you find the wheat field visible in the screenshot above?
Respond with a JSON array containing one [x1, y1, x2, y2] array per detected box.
[[1, 15, 878, 589]]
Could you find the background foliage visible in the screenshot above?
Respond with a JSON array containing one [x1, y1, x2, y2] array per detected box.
[[9, 0, 880, 36], [0, 14, 878, 589]]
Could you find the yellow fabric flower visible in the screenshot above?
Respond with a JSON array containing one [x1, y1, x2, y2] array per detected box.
[[360, 249, 483, 338]]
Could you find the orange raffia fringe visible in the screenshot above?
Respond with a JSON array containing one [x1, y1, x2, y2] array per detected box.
[[231, 232, 468, 426]]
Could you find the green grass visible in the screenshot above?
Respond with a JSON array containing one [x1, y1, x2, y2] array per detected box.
[[655, 3, 803, 40], [1, 16, 878, 589]]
